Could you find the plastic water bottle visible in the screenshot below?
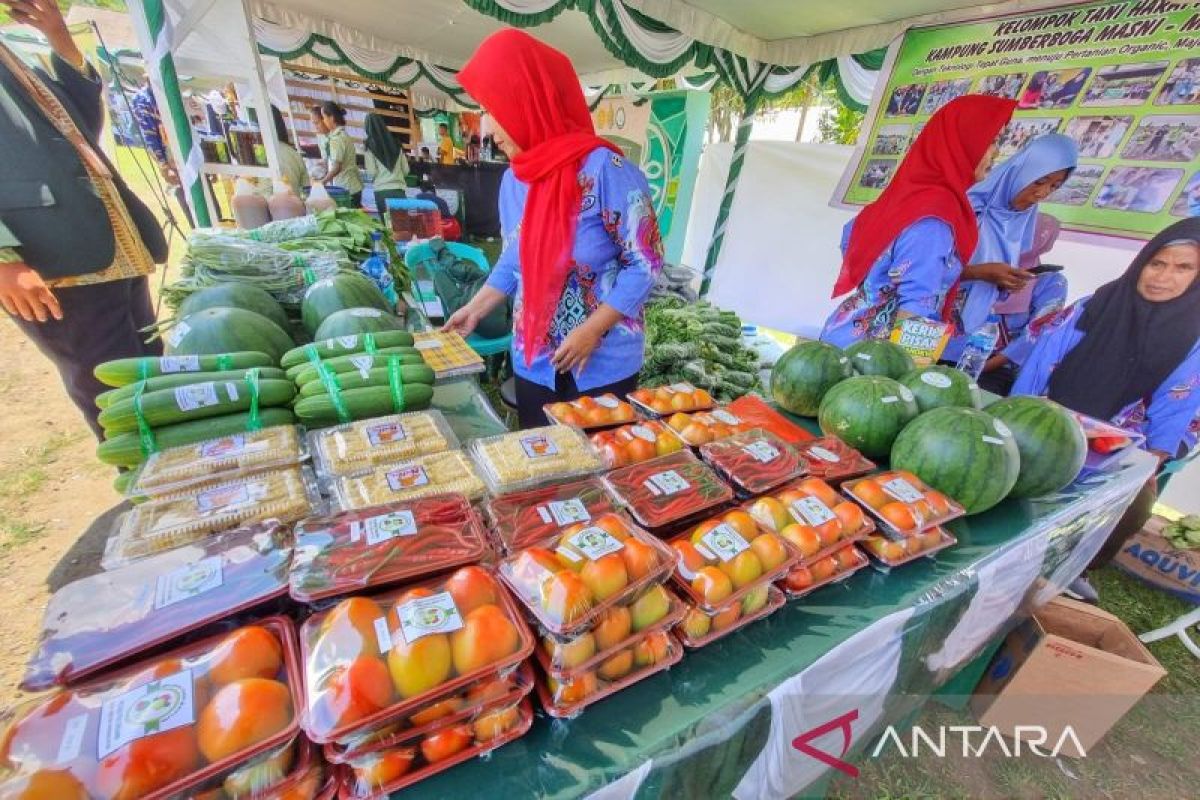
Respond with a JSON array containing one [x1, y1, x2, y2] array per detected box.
[[955, 314, 1000, 380], [360, 231, 399, 307]]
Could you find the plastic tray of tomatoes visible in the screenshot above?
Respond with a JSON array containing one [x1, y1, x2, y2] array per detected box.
[[1075, 412, 1144, 474], [859, 527, 957, 571], [179, 734, 326, 800], [498, 511, 676, 637], [22, 523, 291, 692], [544, 393, 638, 429], [744, 477, 875, 566], [699, 428, 807, 497], [535, 584, 684, 679], [628, 383, 715, 417], [725, 395, 816, 445], [299, 567, 532, 745], [675, 584, 785, 648], [603, 450, 734, 534], [289, 494, 492, 604], [535, 631, 682, 718], [483, 477, 618, 555], [794, 436, 876, 483], [779, 543, 869, 599], [590, 420, 687, 469], [663, 408, 753, 447], [842, 470, 964, 537], [667, 509, 801, 613], [0, 618, 301, 800]]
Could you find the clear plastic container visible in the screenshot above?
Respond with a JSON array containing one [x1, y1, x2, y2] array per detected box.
[[724, 394, 815, 445], [699, 428, 806, 497], [498, 513, 676, 636], [290, 495, 492, 603], [24, 523, 291, 691], [535, 632, 682, 718], [128, 426, 306, 498], [411, 331, 484, 380], [794, 436, 876, 483], [169, 735, 325, 800], [308, 411, 459, 479], [298, 568, 533, 744], [103, 467, 317, 570], [663, 408, 754, 447], [1075, 411, 1144, 473], [666, 508, 800, 612], [0, 617, 301, 800], [468, 426, 602, 496], [483, 477, 617, 555], [779, 543, 869, 598], [842, 470, 965, 537], [674, 584, 785, 648], [743, 477, 876, 566], [330, 451, 487, 511], [543, 394, 637, 429], [627, 383, 715, 417], [590, 420, 687, 469], [602, 450, 733, 534], [860, 527, 957, 571]]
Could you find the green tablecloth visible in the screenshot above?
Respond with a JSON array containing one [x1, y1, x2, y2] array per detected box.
[[402, 421, 1155, 800]]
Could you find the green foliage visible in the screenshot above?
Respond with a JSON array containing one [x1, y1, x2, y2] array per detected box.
[[819, 102, 866, 145]]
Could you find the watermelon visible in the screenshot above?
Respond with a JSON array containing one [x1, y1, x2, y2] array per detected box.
[[314, 307, 406, 341], [845, 339, 916, 380], [891, 407, 1021, 514], [771, 341, 854, 416], [900, 365, 982, 412], [986, 396, 1086, 498], [176, 284, 290, 332], [817, 375, 919, 458], [302, 272, 390, 335], [165, 307, 294, 363]]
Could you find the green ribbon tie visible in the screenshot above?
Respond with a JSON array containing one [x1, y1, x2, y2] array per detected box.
[[132, 382, 158, 456], [388, 355, 406, 413], [244, 368, 262, 431]]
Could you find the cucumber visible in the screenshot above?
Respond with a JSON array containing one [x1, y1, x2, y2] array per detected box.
[[294, 384, 435, 426], [99, 378, 296, 434], [295, 365, 436, 398], [96, 410, 297, 468], [280, 331, 416, 368], [95, 352, 273, 388], [95, 367, 289, 409], [289, 350, 424, 386]]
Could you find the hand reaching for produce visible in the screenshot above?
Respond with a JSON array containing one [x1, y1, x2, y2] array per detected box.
[[964, 262, 1033, 291], [442, 285, 507, 338], [0, 262, 63, 322]]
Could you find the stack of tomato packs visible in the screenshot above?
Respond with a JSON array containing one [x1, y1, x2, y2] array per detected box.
[[841, 470, 964, 570]]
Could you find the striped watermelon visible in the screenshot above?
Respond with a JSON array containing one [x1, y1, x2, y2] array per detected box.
[[817, 375, 919, 458], [891, 407, 1020, 514], [301, 272, 391, 335], [900, 365, 982, 412], [314, 307, 406, 341], [845, 339, 916, 380], [176, 284, 290, 332], [771, 341, 854, 416], [986, 396, 1086, 498], [165, 307, 294, 363]]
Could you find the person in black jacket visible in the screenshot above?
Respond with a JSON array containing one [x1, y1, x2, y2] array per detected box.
[[1, 0, 168, 438]]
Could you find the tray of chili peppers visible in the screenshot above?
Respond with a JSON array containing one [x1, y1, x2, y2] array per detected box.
[[483, 477, 618, 555], [793, 436, 876, 483], [1074, 412, 1143, 474], [602, 450, 734, 534], [699, 428, 806, 497], [724, 394, 815, 445]]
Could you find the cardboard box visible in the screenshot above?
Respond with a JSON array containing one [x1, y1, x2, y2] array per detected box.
[[1113, 515, 1200, 604], [971, 597, 1166, 757]]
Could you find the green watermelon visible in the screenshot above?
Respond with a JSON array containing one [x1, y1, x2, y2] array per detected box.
[[165, 307, 294, 363], [845, 339, 916, 379], [891, 407, 1020, 514], [986, 396, 1086, 498], [314, 307, 406, 341], [176, 284, 290, 332], [817, 375, 919, 458], [771, 341, 854, 416], [900, 365, 982, 412], [301, 272, 391, 335]]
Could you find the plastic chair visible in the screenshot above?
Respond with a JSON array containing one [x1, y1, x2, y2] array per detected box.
[[403, 240, 513, 359]]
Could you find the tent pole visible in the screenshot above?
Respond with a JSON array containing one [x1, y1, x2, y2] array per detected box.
[[699, 101, 756, 298], [238, 1, 285, 187], [127, 0, 212, 227]]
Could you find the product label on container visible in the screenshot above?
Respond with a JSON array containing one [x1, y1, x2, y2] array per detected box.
[[566, 526, 625, 560], [373, 616, 394, 653], [539, 498, 590, 527], [630, 425, 657, 443], [159, 355, 200, 374], [351, 510, 418, 545], [791, 497, 837, 527], [154, 556, 224, 609], [336, 335, 360, 349], [349, 355, 375, 379], [643, 470, 689, 496], [174, 382, 221, 412], [882, 478, 923, 503], [595, 395, 619, 409], [56, 715, 87, 764], [164, 321, 191, 349], [743, 440, 780, 463], [701, 524, 750, 562], [807, 445, 841, 463], [713, 410, 741, 425], [97, 669, 195, 758], [197, 434, 259, 459], [669, 382, 695, 394], [520, 434, 558, 459], [366, 421, 408, 446], [396, 591, 464, 643], [195, 480, 266, 514], [386, 465, 429, 491]]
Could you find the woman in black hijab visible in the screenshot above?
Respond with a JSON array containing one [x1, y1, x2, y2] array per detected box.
[[363, 112, 409, 220]]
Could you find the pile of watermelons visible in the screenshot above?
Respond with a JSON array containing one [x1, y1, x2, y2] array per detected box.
[[771, 338, 1087, 514]]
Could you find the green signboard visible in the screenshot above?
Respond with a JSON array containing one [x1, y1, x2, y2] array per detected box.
[[840, 0, 1200, 239]]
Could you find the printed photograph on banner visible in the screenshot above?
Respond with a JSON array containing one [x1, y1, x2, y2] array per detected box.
[[1093, 166, 1184, 214], [1169, 172, 1200, 217], [871, 125, 912, 156], [1047, 164, 1106, 206], [1120, 115, 1200, 162], [884, 83, 925, 116], [974, 72, 1027, 100], [1081, 61, 1170, 107], [1155, 59, 1200, 106], [1018, 67, 1091, 110], [1063, 116, 1133, 159], [859, 159, 898, 190], [918, 78, 972, 115], [997, 118, 1062, 158]]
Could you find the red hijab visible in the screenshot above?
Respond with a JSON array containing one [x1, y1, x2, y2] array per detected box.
[[832, 95, 1017, 313], [458, 29, 621, 364]]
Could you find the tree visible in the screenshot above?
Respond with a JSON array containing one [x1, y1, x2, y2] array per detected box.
[[818, 101, 866, 146]]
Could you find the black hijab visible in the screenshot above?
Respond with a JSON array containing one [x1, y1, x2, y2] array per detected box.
[[1048, 217, 1200, 420], [364, 113, 402, 172]]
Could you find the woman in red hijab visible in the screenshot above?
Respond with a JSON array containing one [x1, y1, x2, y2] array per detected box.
[[820, 95, 1017, 348], [446, 30, 664, 428]]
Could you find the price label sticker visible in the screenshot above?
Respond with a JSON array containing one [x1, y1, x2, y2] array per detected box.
[[198, 434, 247, 459], [195, 480, 265, 514], [669, 382, 695, 394], [350, 308, 383, 318], [386, 465, 430, 491], [791, 497, 836, 527], [336, 335, 360, 349], [807, 445, 841, 463], [700, 524, 750, 563], [349, 354, 375, 379], [164, 321, 191, 349], [595, 395, 619, 409], [743, 440, 780, 463], [546, 498, 590, 527], [373, 616, 394, 653], [566, 526, 625, 560], [713, 409, 740, 425], [366, 421, 408, 446], [630, 425, 657, 442], [396, 591, 463, 643], [174, 382, 220, 412], [159, 355, 199, 374], [351, 510, 418, 545], [97, 669, 195, 758], [56, 714, 87, 764], [520, 434, 559, 459], [882, 477, 923, 503], [644, 470, 689, 496], [154, 556, 223, 609]]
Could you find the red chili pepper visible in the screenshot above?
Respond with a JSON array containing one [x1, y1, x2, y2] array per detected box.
[[1090, 434, 1129, 454]]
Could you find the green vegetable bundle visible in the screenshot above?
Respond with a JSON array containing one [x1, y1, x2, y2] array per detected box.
[[641, 298, 761, 401], [1162, 515, 1200, 550]]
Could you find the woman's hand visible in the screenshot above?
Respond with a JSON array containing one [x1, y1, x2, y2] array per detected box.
[[964, 262, 1034, 291], [0, 262, 62, 323], [442, 285, 508, 338], [552, 320, 604, 374]]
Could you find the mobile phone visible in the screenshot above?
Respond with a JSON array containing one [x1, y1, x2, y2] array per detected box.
[[1028, 264, 1064, 275]]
